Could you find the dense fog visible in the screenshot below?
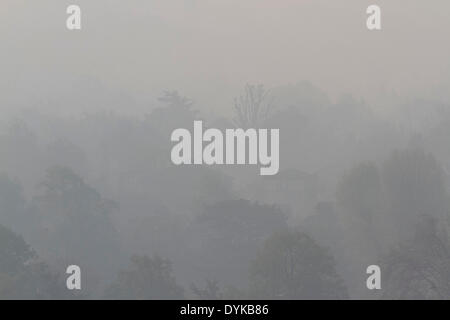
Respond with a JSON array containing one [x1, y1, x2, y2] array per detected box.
[[1, 1, 450, 299]]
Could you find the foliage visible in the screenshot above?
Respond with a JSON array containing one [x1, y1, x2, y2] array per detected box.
[[190, 279, 222, 300], [382, 215, 450, 299], [250, 229, 348, 299], [0, 224, 69, 299], [105, 255, 184, 299]]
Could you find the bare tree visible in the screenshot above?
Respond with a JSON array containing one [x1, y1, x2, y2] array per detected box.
[[233, 84, 274, 128]]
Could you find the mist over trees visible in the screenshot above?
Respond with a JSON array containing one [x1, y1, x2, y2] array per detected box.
[[1, 81, 450, 299], [0, 224, 71, 299], [250, 229, 348, 299]]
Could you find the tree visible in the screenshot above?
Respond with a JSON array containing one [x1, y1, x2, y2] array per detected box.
[[45, 138, 88, 177], [158, 90, 194, 110], [0, 224, 69, 299], [336, 163, 385, 253], [233, 84, 273, 128], [337, 163, 383, 224], [382, 148, 448, 242], [250, 229, 348, 299], [382, 215, 450, 299], [189, 199, 287, 288], [190, 279, 222, 300], [32, 166, 122, 295], [146, 91, 199, 138], [0, 224, 34, 275], [334, 163, 387, 298], [105, 255, 184, 299]]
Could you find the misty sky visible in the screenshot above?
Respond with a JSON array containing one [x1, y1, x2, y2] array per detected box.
[[1, 0, 450, 115]]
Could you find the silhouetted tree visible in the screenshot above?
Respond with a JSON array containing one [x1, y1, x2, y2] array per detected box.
[[146, 91, 199, 137], [336, 163, 385, 253], [383, 148, 448, 242], [382, 215, 450, 299], [105, 254, 184, 299], [0, 224, 69, 299], [190, 279, 222, 300], [32, 166, 122, 294], [233, 84, 273, 128], [250, 229, 348, 299], [188, 199, 287, 288]]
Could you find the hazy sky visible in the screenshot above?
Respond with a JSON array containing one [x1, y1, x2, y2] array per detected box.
[[1, 0, 450, 115]]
